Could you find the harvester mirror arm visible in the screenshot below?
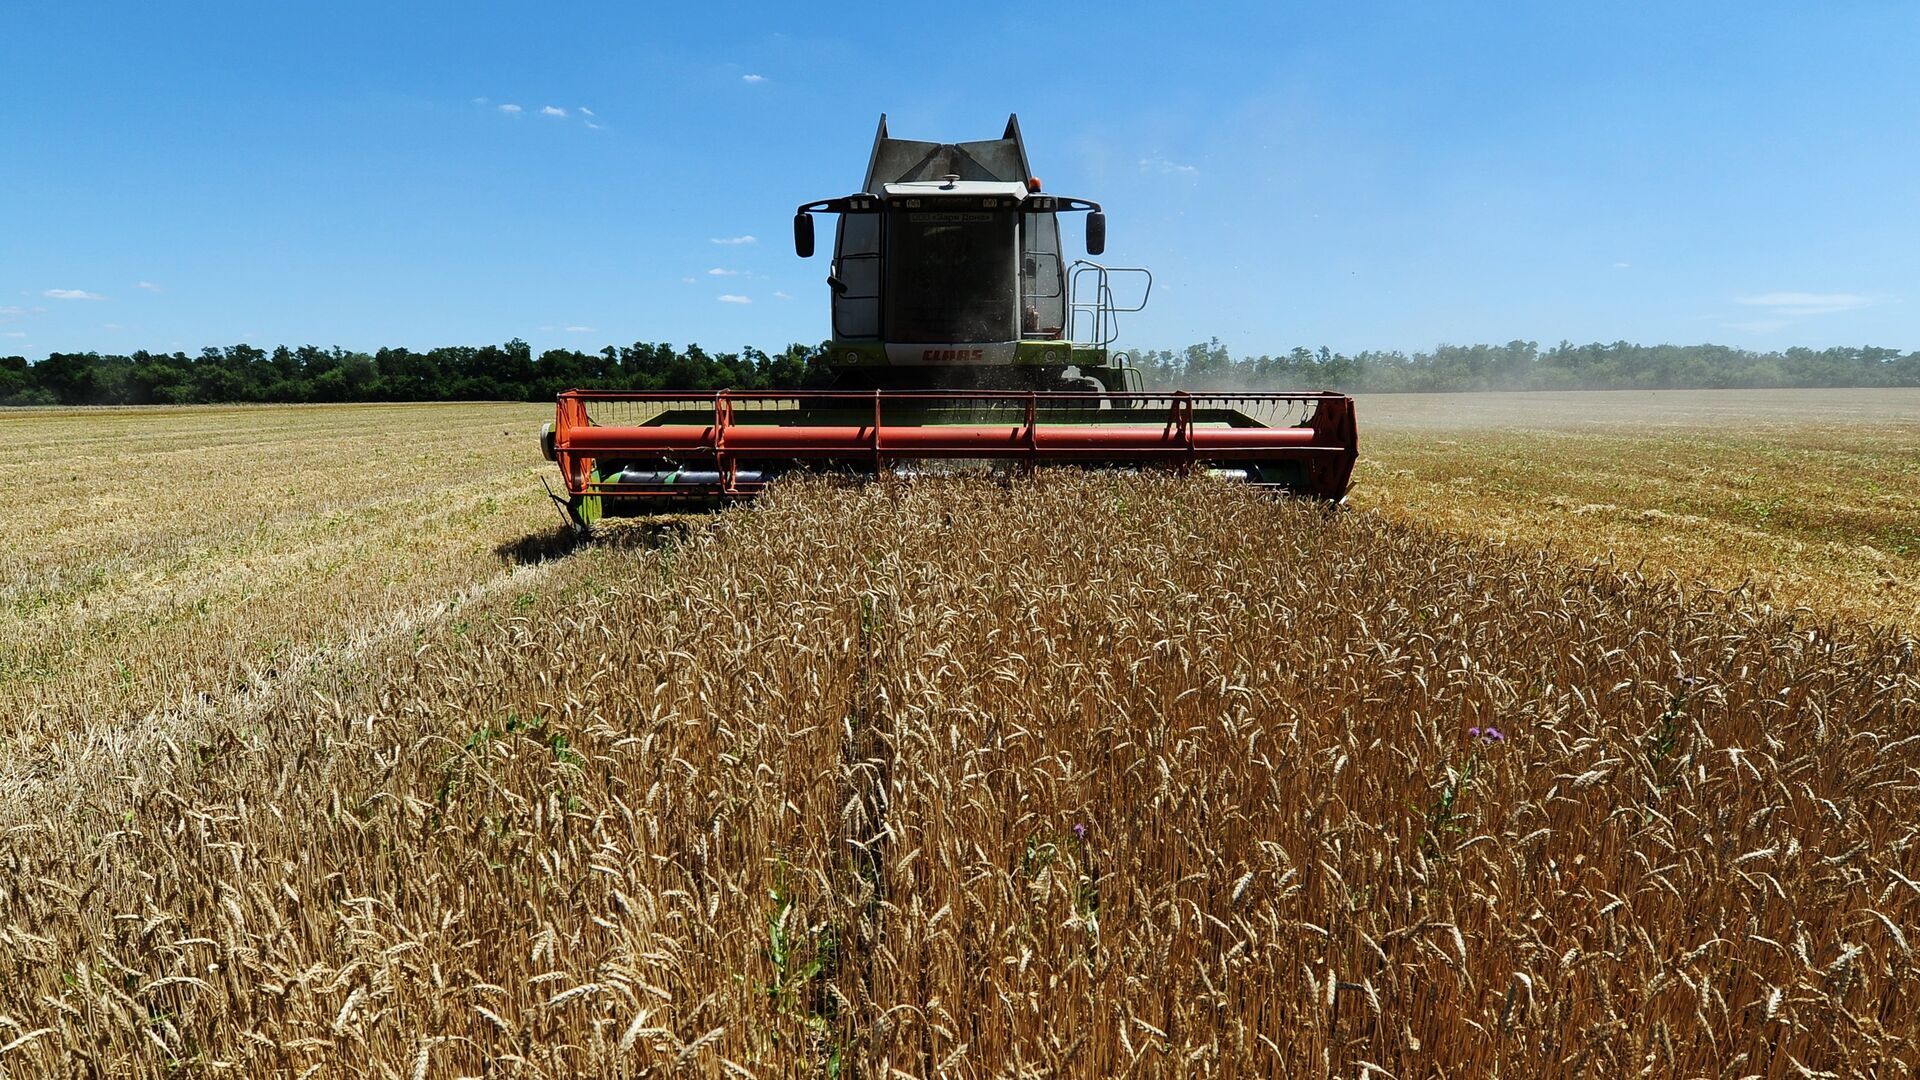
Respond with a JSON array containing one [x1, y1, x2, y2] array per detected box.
[[1025, 196, 1101, 214], [793, 195, 882, 258], [1026, 195, 1107, 256]]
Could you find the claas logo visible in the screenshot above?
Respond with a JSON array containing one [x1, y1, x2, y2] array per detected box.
[[921, 349, 986, 362]]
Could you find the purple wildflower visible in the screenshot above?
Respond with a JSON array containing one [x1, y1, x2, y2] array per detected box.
[[1487, 728, 1505, 743], [1072, 823, 1088, 840], [1468, 727, 1481, 739]]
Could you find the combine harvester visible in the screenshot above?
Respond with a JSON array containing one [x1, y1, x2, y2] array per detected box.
[[541, 116, 1357, 528]]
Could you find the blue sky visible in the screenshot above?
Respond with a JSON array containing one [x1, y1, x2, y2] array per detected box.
[[3, 2, 1915, 359]]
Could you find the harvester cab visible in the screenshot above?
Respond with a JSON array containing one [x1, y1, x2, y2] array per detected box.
[[542, 115, 1358, 530], [792, 114, 1138, 396]]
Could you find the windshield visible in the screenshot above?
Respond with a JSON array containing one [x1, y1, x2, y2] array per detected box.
[[883, 210, 1016, 343]]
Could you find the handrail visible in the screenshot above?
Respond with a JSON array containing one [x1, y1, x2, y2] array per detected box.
[[1067, 261, 1153, 347]]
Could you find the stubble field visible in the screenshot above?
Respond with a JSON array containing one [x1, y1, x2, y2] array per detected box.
[[0, 390, 1915, 1077]]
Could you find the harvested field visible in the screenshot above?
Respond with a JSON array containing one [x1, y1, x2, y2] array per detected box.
[[0, 403, 555, 737], [1358, 388, 1920, 631], [1, 468, 1917, 1076]]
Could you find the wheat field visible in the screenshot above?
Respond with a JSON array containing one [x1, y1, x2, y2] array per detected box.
[[0, 395, 1916, 1077]]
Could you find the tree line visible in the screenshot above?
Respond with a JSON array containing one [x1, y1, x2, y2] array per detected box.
[[2, 338, 1916, 406], [1126, 339, 1920, 393], [0, 342, 818, 407]]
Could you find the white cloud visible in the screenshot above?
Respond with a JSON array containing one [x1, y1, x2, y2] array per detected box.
[[681, 276, 698, 284], [2, 331, 25, 338], [563, 325, 594, 333], [717, 294, 752, 304], [707, 267, 743, 276], [773, 290, 793, 300], [1611, 262, 1631, 269], [1139, 154, 1198, 176], [136, 280, 164, 292], [498, 103, 522, 115], [43, 288, 105, 301], [584, 122, 602, 130], [471, 96, 489, 105], [710, 235, 757, 245], [541, 105, 567, 118], [1735, 291, 1875, 317], [579, 107, 594, 117], [742, 74, 766, 84]]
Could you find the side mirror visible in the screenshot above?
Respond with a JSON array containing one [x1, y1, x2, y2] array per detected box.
[[794, 212, 815, 258], [1085, 211, 1106, 257]]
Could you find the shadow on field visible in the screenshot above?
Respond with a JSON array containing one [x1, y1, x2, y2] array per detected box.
[[495, 527, 583, 565], [495, 517, 700, 566]]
